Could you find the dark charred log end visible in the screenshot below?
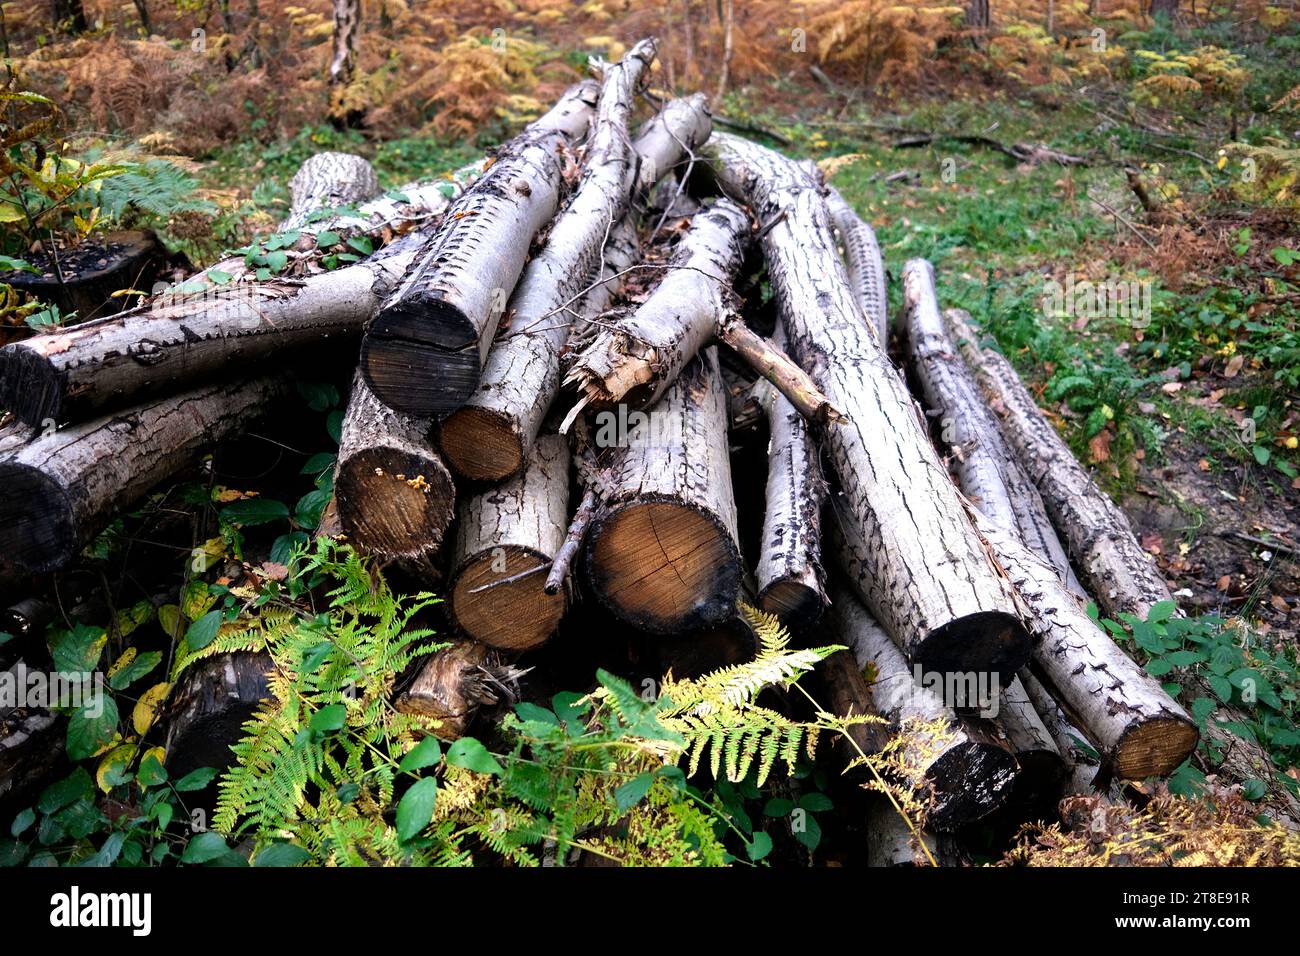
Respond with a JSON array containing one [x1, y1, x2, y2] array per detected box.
[[164, 651, 272, 780], [335, 446, 455, 558], [587, 499, 741, 635], [915, 611, 1032, 688], [450, 545, 566, 651], [1007, 749, 1068, 817], [362, 300, 481, 419], [0, 463, 76, 573], [925, 741, 1018, 830], [758, 579, 826, 630], [0, 345, 63, 427], [652, 620, 758, 680], [1114, 716, 1199, 780], [439, 405, 525, 481]]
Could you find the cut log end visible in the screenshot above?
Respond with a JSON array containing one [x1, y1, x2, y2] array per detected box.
[[450, 545, 565, 651], [362, 302, 482, 418], [914, 610, 1032, 686], [0, 347, 60, 427], [1115, 716, 1200, 780], [0, 464, 74, 574], [439, 405, 524, 481], [588, 500, 740, 634], [334, 447, 455, 558], [926, 740, 1019, 830], [757, 578, 825, 630]]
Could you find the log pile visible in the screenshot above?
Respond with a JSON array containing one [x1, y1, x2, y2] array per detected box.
[[2, 39, 1226, 851]]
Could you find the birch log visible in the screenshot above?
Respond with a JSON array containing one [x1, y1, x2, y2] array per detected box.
[[972, 510, 1198, 780], [0, 377, 287, 573], [866, 798, 940, 867], [565, 197, 750, 415], [754, 330, 827, 626], [585, 347, 741, 634], [946, 307, 1296, 816], [448, 433, 570, 650], [0, 149, 480, 428], [709, 133, 1029, 682], [361, 80, 599, 419], [282, 151, 379, 231], [817, 647, 891, 759], [438, 49, 702, 482], [996, 675, 1067, 812], [902, 264, 1081, 592], [333, 369, 455, 560], [1019, 668, 1106, 796], [825, 186, 888, 343], [827, 581, 1017, 830], [943, 306, 1169, 617], [164, 651, 272, 779]]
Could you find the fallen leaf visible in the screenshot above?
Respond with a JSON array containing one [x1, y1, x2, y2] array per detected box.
[[1216, 575, 1231, 592], [1272, 595, 1290, 614], [1089, 429, 1112, 462], [1224, 354, 1245, 378], [1142, 532, 1163, 555], [1161, 381, 1182, 394], [1198, 458, 1211, 471]]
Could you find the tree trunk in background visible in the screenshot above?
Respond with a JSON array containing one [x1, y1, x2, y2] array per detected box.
[[361, 81, 598, 420], [329, 0, 362, 87], [132, 0, 151, 34], [1149, 0, 1179, 16], [51, 0, 87, 33], [966, 0, 991, 29]]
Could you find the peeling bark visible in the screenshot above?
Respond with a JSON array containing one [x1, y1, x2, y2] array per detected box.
[[826, 580, 1017, 830], [334, 369, 455, 560], [565, 197, 750, 415], [396, 640, 524, 740], [362, 80, 599, 419], [585, 347, 741, 634], [0, 376, 287, 573], [449, 433, 570, 651], [710, 133, 1029, 683]]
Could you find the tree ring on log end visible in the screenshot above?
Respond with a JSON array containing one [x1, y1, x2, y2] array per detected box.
[[362, 299, 481, 418], [335, 447, 455, 558], [587, 497, 741, 635], [1114, 716, 1199, 780], [450, 545, 566, 651], [913, 610, 1032, 687], [0, 346, 62, 427], [439, 405, 524, 481], [0, 465, 76, 573], [925, 740, 1018, 830], [758, 579, 824, 630]]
